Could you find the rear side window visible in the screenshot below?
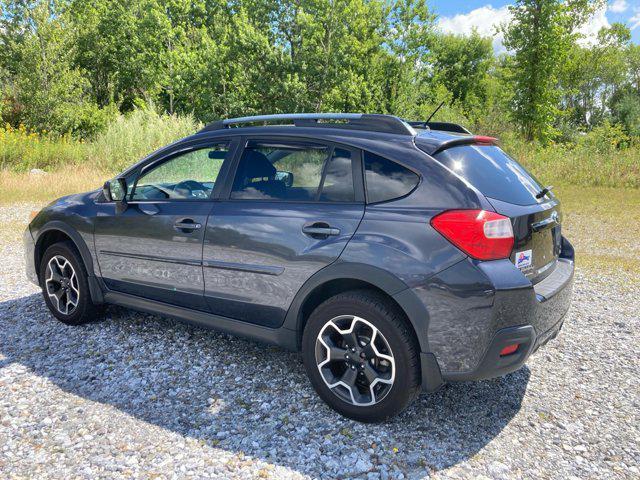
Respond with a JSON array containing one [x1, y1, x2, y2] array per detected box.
[[364, 152, 419, 203], [230, 141, 355, 202], [433, 145, 544, 206]]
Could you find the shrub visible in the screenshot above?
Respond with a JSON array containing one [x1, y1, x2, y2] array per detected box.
[[0, 124, 87, 171], [503, 127, 640, 189], [0, 108, 200, 173], [89, 109, 200, 171]]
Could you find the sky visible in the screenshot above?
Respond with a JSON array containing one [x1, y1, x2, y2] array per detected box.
[[431, 0, 640, 52]]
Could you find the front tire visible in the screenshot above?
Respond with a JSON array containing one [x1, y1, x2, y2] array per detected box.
[[39, 241, 102, 325], [302, 289, 421, 422]]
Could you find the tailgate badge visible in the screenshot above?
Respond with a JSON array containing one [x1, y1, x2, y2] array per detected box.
[[515, 250, 532, 269]]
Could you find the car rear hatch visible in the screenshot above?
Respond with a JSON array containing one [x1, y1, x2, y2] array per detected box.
[[419, 138, 562, 283]]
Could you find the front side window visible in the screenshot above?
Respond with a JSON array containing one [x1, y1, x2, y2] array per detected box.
[[364, 152, 419, 203], [231, 141, 355, 202], [132, 144, 229, 201]]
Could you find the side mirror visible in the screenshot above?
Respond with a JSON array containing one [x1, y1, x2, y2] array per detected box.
[[275, 170, 294, 187], [104, 178, 128, 213]]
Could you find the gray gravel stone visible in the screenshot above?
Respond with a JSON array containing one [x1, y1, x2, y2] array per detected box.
[[0, 204, 638, 479]]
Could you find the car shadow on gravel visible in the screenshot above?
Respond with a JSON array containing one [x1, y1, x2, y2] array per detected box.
[[1, 293, 530, 477]]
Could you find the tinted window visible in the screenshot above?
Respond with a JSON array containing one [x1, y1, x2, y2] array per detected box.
[[132, 144, 229, 200], [320, 148, 354, 202], [364, 152, 419, 203], [433, 145, 544, 206], [231, 142, 355, 202]]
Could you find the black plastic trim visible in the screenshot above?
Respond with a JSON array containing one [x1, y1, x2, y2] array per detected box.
[[420, 352, 445, 392], [442, 325, 536, 381], [100, 250, 202, 267], [202, 260, 284, 276], [104, 291, 298, 350]]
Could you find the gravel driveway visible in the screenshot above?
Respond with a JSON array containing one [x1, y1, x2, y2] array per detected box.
[[0, 205, 638, 479]]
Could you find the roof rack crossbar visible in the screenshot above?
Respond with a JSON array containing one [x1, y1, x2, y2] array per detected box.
[[200, 113, 416, 136]]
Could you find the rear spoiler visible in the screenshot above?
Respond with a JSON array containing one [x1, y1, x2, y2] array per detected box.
[[406, 121, 472, 134], [422, 136, 499, 155]]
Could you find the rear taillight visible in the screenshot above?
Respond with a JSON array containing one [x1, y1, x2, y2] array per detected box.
[[430, 209, 514, 260]]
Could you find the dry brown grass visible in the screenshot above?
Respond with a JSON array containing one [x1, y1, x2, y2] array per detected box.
[[0, 165, 112, 204], [556, 186, 640, 278]]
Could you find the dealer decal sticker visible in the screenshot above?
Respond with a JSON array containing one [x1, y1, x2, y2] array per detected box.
[[515, 250, 532, 269]]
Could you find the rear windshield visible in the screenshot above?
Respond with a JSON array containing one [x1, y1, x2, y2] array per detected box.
[[433, 145, 544, 206]]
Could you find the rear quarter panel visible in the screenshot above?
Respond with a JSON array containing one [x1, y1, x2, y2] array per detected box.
[[337, 146, 502, 366]]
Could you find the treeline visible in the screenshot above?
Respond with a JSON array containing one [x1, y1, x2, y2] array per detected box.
[[0, 0, 639, 144]]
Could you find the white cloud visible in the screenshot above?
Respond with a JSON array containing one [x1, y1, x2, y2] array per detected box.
[[630, 8, 640, 30], [609, 0, 628, 14], [438, 5, 512, 53], [438, 4, 614, 52], [577, 7, 611, 45]]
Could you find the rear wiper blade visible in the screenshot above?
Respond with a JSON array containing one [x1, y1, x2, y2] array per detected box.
[[536, 185, 554, 199]]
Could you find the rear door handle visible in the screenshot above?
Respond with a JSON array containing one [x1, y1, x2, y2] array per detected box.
[[302, 222, 340, 238], [174, 220, 202, 231]]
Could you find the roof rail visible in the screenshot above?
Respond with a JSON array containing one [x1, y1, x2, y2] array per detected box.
[[406, 120, 472, 135], [199, 113, 417, 136]]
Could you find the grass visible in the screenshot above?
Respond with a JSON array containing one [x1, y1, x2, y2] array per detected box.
[[505, 135, 640, 189], [0, 165, 109, 204], [555, 186, 640, 277], [1, 109, 199, 172]]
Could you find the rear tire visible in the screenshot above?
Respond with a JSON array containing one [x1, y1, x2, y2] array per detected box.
[[302, 289, 421, 422], [39, 241, 102, 325]]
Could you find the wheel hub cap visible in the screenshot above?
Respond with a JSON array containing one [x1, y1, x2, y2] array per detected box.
[[45, 255, 79, 315], [315, 315, 395, 406]]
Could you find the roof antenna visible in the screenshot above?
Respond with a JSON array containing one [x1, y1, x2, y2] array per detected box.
[[424, 101, 445, 127]]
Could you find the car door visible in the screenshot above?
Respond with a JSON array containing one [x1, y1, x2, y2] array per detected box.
[[94, 139, 238, 310], [202, 137, 365, 327]]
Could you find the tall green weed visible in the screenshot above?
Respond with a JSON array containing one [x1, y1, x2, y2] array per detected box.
[[0, 109, 199, 172]]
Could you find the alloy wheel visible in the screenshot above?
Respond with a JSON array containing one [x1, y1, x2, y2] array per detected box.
[[45, 255, 79, 315], [315, 315, 395, 406]]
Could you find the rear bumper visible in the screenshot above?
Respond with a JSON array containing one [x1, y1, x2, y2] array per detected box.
[[415, 237, 574, 384], [442, 316, 565, 382]]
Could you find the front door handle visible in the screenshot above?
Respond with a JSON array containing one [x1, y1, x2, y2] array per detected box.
[[302, 222, 340, 238], [174, 219, 202, 232]]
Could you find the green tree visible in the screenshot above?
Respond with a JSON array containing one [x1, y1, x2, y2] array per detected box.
[[384, 0, 437, 116], [68, 0, 171, 110], [627, 44, 640, 92], [262, 0, 391, 112], [430, 31, 493, 107], [611, 90, 640, 137], [0, 0, 109, 135], [500, 0, 604, 141], [561, 24, 631, 130]]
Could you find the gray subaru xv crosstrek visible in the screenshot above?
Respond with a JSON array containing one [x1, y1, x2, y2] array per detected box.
[[24, 113, 574, 422]]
